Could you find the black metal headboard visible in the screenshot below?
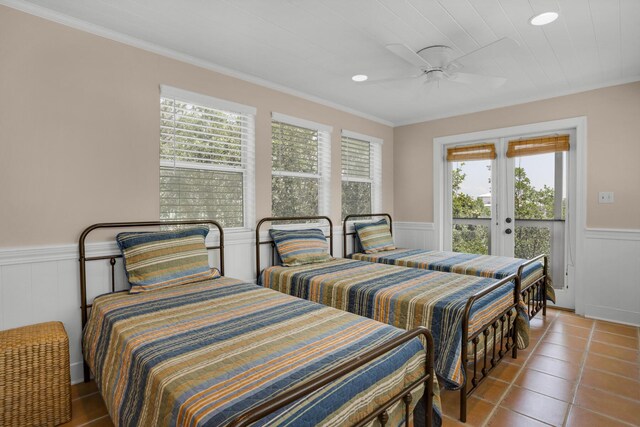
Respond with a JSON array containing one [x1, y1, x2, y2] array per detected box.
[[255, 216, 333, 281], [342, 213, 393, 257], [78, 219, 224, 382]]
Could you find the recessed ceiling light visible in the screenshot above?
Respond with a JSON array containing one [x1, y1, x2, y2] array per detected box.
[[529, 11, 559, 26], [352, 74, 368, 82]]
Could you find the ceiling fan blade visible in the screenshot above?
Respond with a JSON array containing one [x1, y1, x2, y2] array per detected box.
[[449, 72, 507, 88], [358, 73, 425, 85], [449, 37, 519, 68], [386, 43, 433, 68]]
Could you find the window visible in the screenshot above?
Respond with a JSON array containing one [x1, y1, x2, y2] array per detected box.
[[341, 131, 382, 218], [271, 113, 331, 217], [160, 85, 255, 229]]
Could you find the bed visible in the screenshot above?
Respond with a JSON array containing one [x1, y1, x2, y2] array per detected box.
[[79, 220, 439, 427], [343, 213, 555, 319], [256, 216, 530, 422]]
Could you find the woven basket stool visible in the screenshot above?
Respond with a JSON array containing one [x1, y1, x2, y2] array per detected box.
[[0, 321, 72, 426]]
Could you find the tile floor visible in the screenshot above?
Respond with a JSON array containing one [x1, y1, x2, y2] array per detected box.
[[439, 309, 640, 426], [62, 309, 640, 426]]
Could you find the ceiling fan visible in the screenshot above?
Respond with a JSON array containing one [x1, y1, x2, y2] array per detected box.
[[362, 37, 518, 88]]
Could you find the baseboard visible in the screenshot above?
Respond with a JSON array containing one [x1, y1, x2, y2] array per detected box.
[[70, 361, 85, 385], [584, 304, 640, 327], [548, 305, 574, 313]]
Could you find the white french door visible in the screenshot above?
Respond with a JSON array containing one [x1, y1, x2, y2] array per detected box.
[[444, 130, 576, 309]]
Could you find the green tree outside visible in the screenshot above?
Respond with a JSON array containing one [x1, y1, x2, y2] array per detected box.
[[452, 163, 561, 263], [451, 164, 491, 254], [160, 98, 246, 228]]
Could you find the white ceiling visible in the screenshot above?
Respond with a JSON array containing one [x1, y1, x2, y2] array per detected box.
[[6, 0, 640, 125]]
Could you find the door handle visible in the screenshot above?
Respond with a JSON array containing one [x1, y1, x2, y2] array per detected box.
[[505, 228, 512, 234]]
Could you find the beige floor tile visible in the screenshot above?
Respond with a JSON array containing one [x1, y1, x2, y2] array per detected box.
[[542, 332, 589, 350], [70, 381, 98, 400], [585, 352, 640, 380], [580, 368, 640, 401], [488, 407, 548, 427], [589, 340, 639, 362], [468, 377, 510, 403], [61, 392, 108, 426], [534, 342, 586, 364], [501, 386, 569, 426], [441, 415, 468, 426], [526, 354, 582, 381], [486, 360, 522, 383], [592, 330, 639, 349], [565, 405, 630, 427], [573, 385, 640, 425], [549, 322, 591, 338], [594, 320, 639, 338], [556, 314, 594, 329], [505, 349, 531, 366], [82, 416, 115, 427], [515, 368, 576, 402], [440, 392, 495, 426]]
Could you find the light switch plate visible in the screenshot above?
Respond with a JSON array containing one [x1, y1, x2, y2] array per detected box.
[[598, 192, 614, 204]]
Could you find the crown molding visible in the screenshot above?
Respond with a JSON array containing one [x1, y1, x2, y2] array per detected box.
[[395, 76, 640, 127], [3, 0, 638, 129], [0, 0, 394, 127]]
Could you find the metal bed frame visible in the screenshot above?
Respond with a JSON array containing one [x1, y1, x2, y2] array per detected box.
[[79, 219, 434, 427], [256, 215, 521, 422], [343, 213, 548, 320]]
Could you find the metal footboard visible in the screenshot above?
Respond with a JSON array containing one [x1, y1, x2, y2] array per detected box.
[[228, 327, 435, 427], [459, 274, 520, 422], [518, 254, 548, 319]]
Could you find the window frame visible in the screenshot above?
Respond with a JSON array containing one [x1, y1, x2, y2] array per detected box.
[[341, 130, 383, 216], [159, 85, 256, 231], [270, 112, 332, 217]]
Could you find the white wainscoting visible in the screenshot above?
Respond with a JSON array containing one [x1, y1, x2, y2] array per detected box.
[[582, 228, 640, 326], [0, 226, 345, 384], [2, 223, 637, 385], [393, 222, 437, 250]]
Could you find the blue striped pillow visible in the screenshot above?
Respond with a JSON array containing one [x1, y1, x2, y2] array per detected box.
[[269, 229, 333, 266], [116, 226, 220, 293], [354, 219, 396, 253]]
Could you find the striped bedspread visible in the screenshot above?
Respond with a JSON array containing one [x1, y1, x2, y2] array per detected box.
[[351, 249, 555, 303], [84, 277, 441, 427], [260, 259, 529, 389]]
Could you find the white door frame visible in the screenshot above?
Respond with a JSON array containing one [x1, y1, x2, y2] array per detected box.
[[433, 117, 587, 314]]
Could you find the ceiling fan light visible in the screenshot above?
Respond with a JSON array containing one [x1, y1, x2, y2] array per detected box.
[[352, 74, 368, 82], [529, 12, 559, 26]]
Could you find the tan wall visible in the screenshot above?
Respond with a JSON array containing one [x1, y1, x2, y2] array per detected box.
[[394, 82, 640, 229], [0, 6, 394, 247]]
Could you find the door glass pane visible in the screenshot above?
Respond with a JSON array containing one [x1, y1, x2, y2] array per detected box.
[[514, 152, 566, 289], [451, 161, 492, 254]]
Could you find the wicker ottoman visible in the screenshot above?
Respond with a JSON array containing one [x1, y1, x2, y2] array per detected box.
[[0, 321, 72, 426]]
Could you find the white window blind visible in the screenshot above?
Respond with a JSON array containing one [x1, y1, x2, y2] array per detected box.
[[271, 113, 331, 218], [160, 86, 255, 229], [341, 131, 382, 218]]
